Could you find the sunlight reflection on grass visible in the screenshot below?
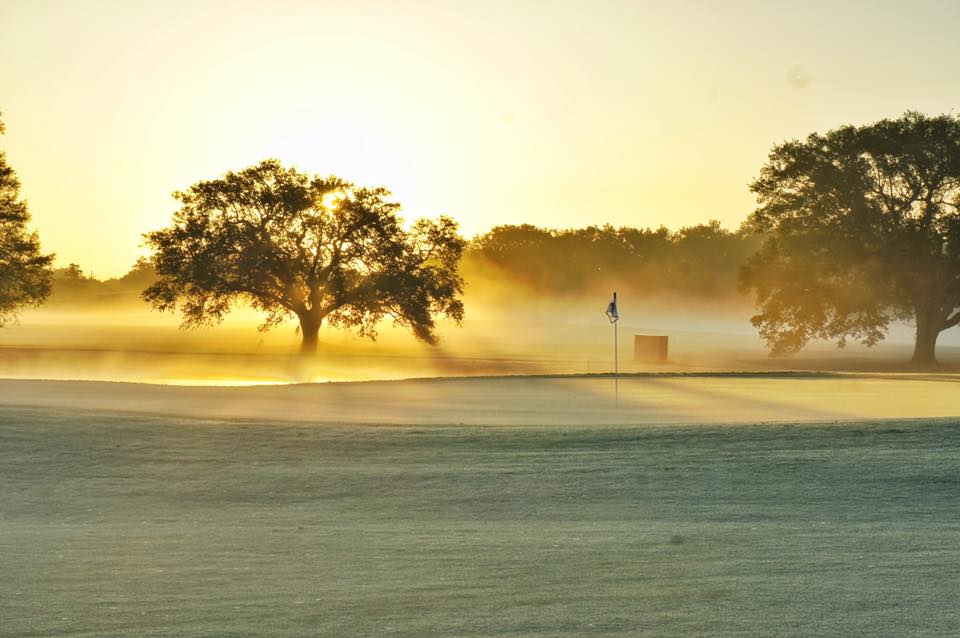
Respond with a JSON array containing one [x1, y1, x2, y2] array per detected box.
[[144, 377, 297, 387]]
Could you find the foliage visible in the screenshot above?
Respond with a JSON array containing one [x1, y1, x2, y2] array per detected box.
[[48, 258, 156, 306], [143, 160, 465, 350], [0, 112, 53, 324], [465, 221, 761, 301], [740, 112, 960, 361]]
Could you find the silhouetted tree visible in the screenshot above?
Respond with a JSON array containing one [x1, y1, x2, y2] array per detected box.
[[741, 112, 960, 364], [0, 113, 53, 325], [144, 160, 465, 353]]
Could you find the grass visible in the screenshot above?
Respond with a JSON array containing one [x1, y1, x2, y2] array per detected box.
[[2, 407, 960, 636]]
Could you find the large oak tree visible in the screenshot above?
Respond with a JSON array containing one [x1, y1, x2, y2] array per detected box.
[[0, 113, 53, 325], [144, 160, 465, 353], [741, 112, 960, 364]]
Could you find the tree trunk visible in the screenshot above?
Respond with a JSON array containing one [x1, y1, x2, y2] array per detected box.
[[911, 309, 940, 366], [299, 315, 321, 354]]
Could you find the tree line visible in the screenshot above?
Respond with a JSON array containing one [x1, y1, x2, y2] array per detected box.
[[462, 221, 762, 301], [45, 222, 761, 307], [3, 111, 960, 363]]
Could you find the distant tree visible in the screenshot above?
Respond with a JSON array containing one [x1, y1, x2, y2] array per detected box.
[[143, 160, 465, 353], [0, 113, 53, 324], [44, 258, 156, 307], [469, 225, 560, 289], [50, 263, 90, 299], [59, 263, 86, 281], [740, 112, 960, 364], [673, 221, 763, 296], [114, 257, 157, 290]]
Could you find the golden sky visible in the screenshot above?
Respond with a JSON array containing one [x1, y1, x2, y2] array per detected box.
[[3, 0, 960, 276]]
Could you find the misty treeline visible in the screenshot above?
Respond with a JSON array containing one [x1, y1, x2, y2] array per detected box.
[[47, 222, 761, 308], [463, 222, 760, 302], [46, 259, 155, 307]]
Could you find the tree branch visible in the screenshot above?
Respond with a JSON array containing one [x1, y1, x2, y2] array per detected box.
[[943, 310, 960, 330]]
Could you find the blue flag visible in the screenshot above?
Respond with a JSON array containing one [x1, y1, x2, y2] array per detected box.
[[605, 292, 619, 323]]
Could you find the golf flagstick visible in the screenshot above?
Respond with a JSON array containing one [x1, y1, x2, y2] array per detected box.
[[605, 292, 619, 406]]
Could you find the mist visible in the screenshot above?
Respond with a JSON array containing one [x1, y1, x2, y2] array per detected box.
[[4, 235, 953, 385], [6, 129, 960, 383]]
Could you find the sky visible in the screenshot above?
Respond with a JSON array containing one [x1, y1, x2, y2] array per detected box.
[[2, 0, 960, 277]]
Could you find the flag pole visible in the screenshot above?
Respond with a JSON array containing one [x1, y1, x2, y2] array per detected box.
[[605, 291, 620, 407], [614, 312, 618, 406]]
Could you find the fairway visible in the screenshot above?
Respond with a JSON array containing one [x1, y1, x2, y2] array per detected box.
[[3, 404, 960, 636]]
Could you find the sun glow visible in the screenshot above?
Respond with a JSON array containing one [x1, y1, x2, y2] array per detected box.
[[319, 189, 351, 211], [146, 378, 295, 387], [3, 2, 960, 279]]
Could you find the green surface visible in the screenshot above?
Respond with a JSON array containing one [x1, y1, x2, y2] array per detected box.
[[2, 408, 959, 636]]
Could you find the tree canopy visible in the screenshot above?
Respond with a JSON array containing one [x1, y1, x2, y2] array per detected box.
[[0, 112, 53, 325], [740, 111, 960, 364], [144, 160, 465, 352]]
